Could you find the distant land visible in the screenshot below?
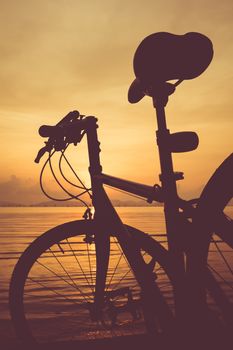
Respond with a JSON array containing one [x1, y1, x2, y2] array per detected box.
[[0, 199, 161, 207], [0, 199, 232, 207]]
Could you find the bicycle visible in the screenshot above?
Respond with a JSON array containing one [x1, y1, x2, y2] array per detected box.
[[9, 32, 233, 345]]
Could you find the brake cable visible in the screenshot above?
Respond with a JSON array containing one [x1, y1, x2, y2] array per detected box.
[[40, 151, 90, 208], [48, 152, 91, 205], [59, 146, 92, 200]]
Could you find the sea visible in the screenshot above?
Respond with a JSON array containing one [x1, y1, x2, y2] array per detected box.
[[0, 207, 232, 346]]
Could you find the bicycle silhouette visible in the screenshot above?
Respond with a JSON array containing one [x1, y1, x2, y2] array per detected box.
[[9, 32, 233, 344]]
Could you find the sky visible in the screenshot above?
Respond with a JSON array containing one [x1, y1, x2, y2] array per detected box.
[[0, 0, 232, 204]]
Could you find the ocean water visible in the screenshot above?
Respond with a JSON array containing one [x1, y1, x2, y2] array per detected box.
[[0, 207, 232, 344]]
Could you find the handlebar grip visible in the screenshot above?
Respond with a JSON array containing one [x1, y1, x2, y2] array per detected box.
[[39, 125, 58, 137], [38, 117, 96, 140]]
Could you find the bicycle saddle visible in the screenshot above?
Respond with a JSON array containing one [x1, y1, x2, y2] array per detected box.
[[128, 32, 213, 103]]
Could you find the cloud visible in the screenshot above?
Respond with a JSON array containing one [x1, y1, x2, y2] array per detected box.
[[0, 0, 232, 201], [0, 174, 92, 205], [0, 175, 44, 205], [1, 0, 232, 112]]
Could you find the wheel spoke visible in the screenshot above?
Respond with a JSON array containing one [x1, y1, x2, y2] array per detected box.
[[109, 246, 152, 292], [207, 264, 233, 291], [109, 267, 132, 291], [106, 248, 124, 291], [86, 242, 94, 290], [35, 259, 91, 302], [66, 238, 95, 293], [212, 238, 233, 275], [49, 247, 83, 291], [113, 237, 132, 270], [27, 277, 82, 305]]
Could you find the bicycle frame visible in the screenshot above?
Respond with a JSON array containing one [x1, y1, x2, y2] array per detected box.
[[84, 117, 159, 321], [84, 103, 185, 322], [34, 86, 231, 325]]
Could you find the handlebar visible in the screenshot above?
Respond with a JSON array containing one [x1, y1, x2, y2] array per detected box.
[[35, 111, 96, 163]]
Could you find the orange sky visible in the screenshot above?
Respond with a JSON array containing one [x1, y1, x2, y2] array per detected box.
[[0, 0, 232, 204]]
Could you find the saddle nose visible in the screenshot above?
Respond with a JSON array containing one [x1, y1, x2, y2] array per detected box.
[[128, 78, 145, 103]]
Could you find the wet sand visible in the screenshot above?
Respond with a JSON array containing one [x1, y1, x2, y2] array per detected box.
[[3, 326, 232, 350]]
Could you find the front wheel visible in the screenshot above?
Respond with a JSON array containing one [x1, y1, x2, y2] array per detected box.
[[9, 219, 176, 345]]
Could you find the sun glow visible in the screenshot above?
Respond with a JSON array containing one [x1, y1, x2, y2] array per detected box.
[[0, 1, 232, 205]]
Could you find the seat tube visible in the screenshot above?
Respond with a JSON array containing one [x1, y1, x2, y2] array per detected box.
[[154, 99, 186, 318]]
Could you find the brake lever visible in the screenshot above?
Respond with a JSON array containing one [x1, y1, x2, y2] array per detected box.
[[34, 141, 54, 163], [56, 110, 80, 126]]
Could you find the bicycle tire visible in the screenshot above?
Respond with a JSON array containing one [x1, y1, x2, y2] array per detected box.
[[9, 219, 177, 345], [187, 153, 233, 325], [196, 152, 233, 244]]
